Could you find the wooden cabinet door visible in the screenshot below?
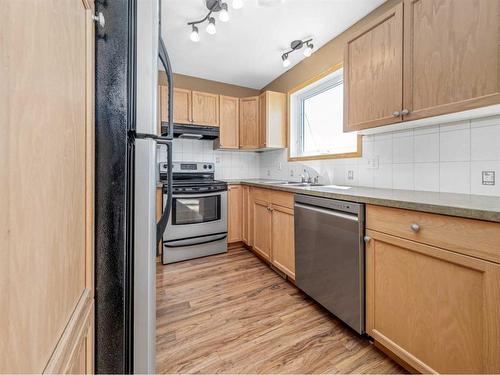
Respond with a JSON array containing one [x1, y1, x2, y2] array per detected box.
[[2, 0, 95, 372], [192, 91, 219, 126], [173, 88, 192, 124], [252, 199, 272, 260], [344, 3, 404, 131], [228, 185, 242, 243], [366, 230, 500, 374], [271, 205, 295, 279], [239, 97, 260, 149], [259, 92, 267, 148], [219, 95, 239, 148], [403, 0, 500, 121], [242, 186, 249, 244]]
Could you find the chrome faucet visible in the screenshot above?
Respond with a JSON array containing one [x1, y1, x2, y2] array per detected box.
[[301, 169, 312, 184]]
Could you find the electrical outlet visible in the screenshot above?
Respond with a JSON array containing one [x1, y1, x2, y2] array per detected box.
[[266, 169, 271, 176], [278, 162, 282, 171], [482, 171, 495, 186], [367, 157, 379, 169], [215, 156, 221, 164], [290, 169, 294, 177], [347, 170, 354, 180]]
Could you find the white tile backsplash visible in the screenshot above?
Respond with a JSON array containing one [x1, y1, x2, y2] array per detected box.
[[260, 115, 500, 196], [161, 115, 500, 197]]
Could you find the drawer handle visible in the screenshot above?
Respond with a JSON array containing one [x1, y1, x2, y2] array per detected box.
[[410, 223, 420, 233]]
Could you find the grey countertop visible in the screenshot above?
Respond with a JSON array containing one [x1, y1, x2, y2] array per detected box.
[[224, 179, 500, 223]]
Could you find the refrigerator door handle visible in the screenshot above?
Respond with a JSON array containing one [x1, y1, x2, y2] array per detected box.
[[156, 141, 172, 244], [158, 37, 173, 140]]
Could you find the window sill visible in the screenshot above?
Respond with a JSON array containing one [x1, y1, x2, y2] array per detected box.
[[287, 135, 363, 162]]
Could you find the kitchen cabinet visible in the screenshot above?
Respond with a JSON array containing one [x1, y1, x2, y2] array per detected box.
[[192, 90, 219, 127], [344, 3, 404, 131], [239, 96, 260, 149], [402, 0, 500, 121], [365, 205, 500, 374], [344, 0, 500, 131], [242, 185, 250, 245], [2, 0, 95, 372], [173, 88, 192, 125], [271, 204, 295, 278], [217, 95, 239, 149], [228, 185, 243, 243], [258, 91, 287, 148], [248, 188, 295, 278], [252, 198, 272, 260]]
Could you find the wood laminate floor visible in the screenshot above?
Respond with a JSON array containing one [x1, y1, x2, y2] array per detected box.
[[156, 247, 405, 374]]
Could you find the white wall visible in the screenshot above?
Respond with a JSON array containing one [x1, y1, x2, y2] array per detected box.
[[260, 115, 500, 196]]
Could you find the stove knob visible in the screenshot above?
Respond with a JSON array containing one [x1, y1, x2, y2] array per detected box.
[[208, 165, 213, 169], [203, 165, 207, 169]]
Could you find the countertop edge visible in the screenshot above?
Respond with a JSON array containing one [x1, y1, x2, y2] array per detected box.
[[225, 180, 500, 223]]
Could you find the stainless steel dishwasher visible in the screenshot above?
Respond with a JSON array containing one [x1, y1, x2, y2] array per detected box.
[[294, 194, 365, 334]]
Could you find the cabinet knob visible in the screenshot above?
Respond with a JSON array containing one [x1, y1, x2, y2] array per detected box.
[[364, 236, 372, 243], [401, 109, 410, 116], [410, 223, 420, 233], [392, 111, 401, 117]]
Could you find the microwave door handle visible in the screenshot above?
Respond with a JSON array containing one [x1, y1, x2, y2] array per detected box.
[[158, 37, 173, 140], [156, 140, 172, 245]]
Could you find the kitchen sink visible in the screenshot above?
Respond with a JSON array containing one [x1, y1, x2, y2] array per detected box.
[[276, 182, 323, 187]]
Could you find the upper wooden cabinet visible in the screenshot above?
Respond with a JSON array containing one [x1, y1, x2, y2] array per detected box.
[[173, 88, 192, 125], [239, 96, 260, 149], [218, 95, 239, 149], [402, 0, 500, 121], [344, 3, 404, 131], [258, 91, 287, 149], [344, 0, 500, 131], [192, 90, 219, 127]]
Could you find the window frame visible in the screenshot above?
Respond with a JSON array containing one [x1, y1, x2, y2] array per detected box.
[[287, 63, 362, 162]]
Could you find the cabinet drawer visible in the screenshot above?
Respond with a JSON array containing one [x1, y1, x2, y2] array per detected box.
[[366, 205, 500, 263], [251, 187, 271, 203], [271, 190, 293, 209]]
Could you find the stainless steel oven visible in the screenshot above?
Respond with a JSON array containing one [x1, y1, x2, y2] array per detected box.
[[160, 162, 228, 264]]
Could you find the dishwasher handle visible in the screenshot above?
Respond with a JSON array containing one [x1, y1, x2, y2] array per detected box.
[[294, 203, 359, 222]]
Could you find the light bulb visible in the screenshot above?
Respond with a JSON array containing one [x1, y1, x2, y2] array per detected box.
[[303, 46, 312, 57], [219, 3, 229, 22], [206, 17, 217, 35], [190, 26, 200, 42], [232, 0, 243, 9], [282, 57, 290, 68]]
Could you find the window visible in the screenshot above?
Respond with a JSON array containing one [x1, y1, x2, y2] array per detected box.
[[289, 67, 360, 160]]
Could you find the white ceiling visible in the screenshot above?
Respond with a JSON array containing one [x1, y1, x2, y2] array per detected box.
[[162, 0, 385, 89]]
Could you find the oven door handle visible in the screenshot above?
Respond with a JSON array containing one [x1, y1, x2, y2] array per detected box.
[[163, 233, 227, 248], [172, 191, 227, 199]]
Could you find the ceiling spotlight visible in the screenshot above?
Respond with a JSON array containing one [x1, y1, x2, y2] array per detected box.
[[282, 54, 291, 68], [219, 3, 229, 22], [281, 38, 313, 68], [232, 0, 243, 9], [303, 42, 313, 57], [206, 17, 217, 35], [190, 25, 200, 42]]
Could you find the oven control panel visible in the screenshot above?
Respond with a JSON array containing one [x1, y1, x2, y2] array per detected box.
[[160, 162, 215, 173]]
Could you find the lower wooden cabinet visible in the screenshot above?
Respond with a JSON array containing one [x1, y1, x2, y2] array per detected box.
[[246, 187, 295, 279], [252, 198, 272, 260], [271, 204, 295, 278], [228, 185, 243, 243], [366, 206, 500, 374]]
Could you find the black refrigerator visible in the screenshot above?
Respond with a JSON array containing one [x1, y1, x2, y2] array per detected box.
[[94, 0, 173, 373]]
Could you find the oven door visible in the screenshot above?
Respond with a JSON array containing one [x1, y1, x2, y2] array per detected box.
[[164, 191, 227, 241]]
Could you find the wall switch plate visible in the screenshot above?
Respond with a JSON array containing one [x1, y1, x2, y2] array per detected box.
[[347, 170, 354, 180], [278, 162, 282, 171], [367, 157, 379, 169], [482, 171, 495, 185]]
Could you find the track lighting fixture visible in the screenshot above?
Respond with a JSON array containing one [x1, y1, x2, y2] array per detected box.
[[281, 39, 314, 67], [188, 0, 239, 42]]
